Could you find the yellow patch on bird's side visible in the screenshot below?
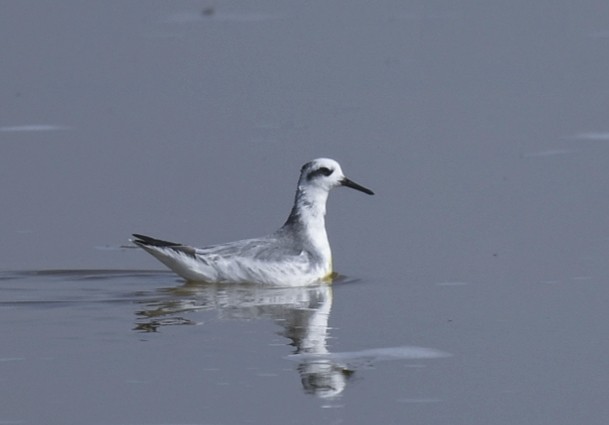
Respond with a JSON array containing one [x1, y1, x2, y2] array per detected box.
[[322, 257, 335, 282], [322, 271, 338, 283]]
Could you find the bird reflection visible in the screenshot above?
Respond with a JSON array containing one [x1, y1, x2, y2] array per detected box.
[[134, 280, 352, 398]]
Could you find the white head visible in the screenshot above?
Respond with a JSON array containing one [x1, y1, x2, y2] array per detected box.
[[298, 158, 374, 195], [284, 158, 374, 228]]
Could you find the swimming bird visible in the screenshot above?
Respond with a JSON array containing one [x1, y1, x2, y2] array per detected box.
[[132, 158, 374, 286]]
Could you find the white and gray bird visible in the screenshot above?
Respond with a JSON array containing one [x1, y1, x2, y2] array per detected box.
[[132, 158, 374, 286]]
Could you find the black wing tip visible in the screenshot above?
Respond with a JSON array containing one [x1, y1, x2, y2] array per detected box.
[[131, 233, 182, 247]]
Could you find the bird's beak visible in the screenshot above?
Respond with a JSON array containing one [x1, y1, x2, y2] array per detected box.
[[341, 177, 374, 195]]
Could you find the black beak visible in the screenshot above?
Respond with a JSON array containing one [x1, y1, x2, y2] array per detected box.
[[341, 177, 374, 195]]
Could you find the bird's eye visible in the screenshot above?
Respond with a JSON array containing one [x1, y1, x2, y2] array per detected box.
[[307, 166, 334, 181], [319, 167, 333, 176]]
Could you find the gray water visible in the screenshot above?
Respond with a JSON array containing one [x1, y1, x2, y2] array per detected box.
[[2, 1, 609, 424]]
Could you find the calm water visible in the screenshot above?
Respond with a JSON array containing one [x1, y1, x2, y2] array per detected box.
[[3, 1, 609, 424], [2, 269, 609, 424]]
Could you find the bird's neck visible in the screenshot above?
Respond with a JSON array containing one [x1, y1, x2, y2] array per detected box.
[[284, 185, 329, 231], [283, 185, 333, 274]]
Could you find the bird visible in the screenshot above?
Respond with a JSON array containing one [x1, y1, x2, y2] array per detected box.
[[132, 158, 374, 286]]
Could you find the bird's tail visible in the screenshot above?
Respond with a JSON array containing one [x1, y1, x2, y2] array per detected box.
[[131, 233, 181, 247]]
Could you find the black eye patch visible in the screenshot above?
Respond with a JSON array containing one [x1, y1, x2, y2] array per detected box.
[[307, 166, 334, 180]]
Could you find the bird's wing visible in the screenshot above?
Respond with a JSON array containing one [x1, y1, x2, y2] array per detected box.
[[194, 236, 304, 262]]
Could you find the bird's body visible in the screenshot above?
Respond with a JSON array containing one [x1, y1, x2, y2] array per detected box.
[[132, 158, 373, 286]]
